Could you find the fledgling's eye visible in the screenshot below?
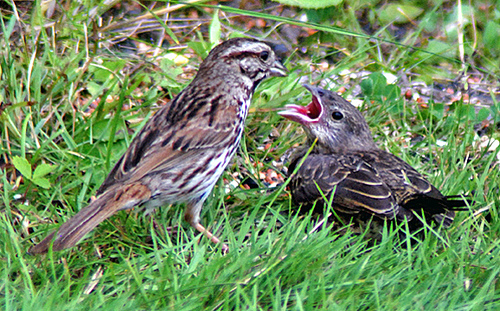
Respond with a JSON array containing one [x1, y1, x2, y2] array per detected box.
[[332, 111, 343, 120], [259, 51, 269, 61]]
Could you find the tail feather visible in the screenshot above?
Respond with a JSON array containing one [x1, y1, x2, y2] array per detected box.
[[29, 183, 151, 254], [443, 195, 471, 210], [402, 194, 469, 228], [429, 195, 470, 227]]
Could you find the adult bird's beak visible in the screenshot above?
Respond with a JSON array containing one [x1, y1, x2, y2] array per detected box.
[[269, 60, 288, 77]]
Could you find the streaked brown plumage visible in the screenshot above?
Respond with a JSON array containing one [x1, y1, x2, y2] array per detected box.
[[29, 38, 287, 254], [279, 84, 466, 229]]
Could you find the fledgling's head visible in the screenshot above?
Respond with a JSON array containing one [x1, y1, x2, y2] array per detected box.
[[279, 85, 376, 152]]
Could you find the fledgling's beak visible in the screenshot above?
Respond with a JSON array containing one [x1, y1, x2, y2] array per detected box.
[[278, 84, 323, 125]]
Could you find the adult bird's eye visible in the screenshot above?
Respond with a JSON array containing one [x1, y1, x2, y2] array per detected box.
[[332, 111, 343, 120], [259, 51, 269, 61]]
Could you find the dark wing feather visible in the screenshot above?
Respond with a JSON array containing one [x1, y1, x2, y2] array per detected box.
[[289, 153, 401, 219], [362, 150, 467, 227]]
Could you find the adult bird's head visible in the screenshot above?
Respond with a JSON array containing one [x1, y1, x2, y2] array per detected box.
[[198, 38, 288, 92]]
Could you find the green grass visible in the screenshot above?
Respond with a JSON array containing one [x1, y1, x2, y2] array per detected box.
[[1, 0, 500, 310]]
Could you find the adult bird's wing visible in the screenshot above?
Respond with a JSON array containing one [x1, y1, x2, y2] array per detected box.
[[98, 88, 243, 194]]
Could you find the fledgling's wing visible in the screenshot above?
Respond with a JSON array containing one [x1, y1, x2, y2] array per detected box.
[[288, 152, 405, 219], [362, 150, 465, 227]]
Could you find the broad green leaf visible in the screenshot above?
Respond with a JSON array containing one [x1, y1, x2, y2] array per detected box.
[[484, 21, 500, 54], [90, 60, 127, 83], [188, 40, 210, 59], [371, 73, 388, 93], [360, 78, 373, 96], [426, 40, 455, 58], [457, 104, 476, 119], [378, 4, 424, 24], [32, 177, 51, 189], [414, 40, 455, 63], [430, 103, 445, 120], [421, 10, 438, 33], [271, 0, 342, 9], [209, 9, 221, 47], [384, 84, 401, 102], [477, 108, 490, 122], [32, 163, 55, 179], [12, 156, 32, 179]]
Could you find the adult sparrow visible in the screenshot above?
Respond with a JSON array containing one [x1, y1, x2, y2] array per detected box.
[[30, 38, 287, 254], [279, 85, 467, 229]]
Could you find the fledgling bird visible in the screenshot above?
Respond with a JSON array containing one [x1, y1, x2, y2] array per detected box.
[[29, 38, 287, 254], [278, 85, 467, 230]]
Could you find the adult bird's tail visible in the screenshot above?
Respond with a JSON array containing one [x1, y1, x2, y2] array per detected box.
[[29, 183, 151, 254]]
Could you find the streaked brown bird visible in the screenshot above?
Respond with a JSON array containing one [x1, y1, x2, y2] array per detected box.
[[279, 85, 466, 229], [30, 38, 287, 254]]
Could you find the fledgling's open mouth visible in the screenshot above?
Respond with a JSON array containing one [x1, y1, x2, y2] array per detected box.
[[278, 84, 323, 124]]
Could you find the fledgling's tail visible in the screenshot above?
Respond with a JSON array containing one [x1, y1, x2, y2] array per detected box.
[[430, 195, 470, 227]]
